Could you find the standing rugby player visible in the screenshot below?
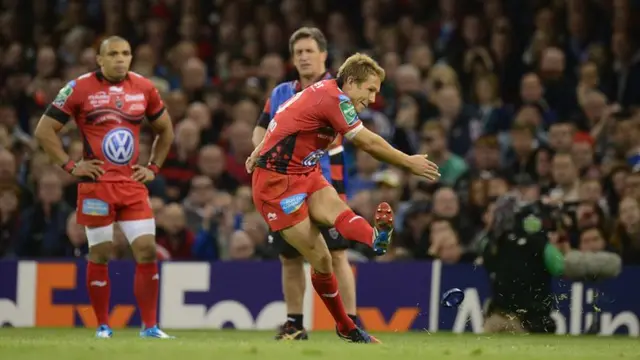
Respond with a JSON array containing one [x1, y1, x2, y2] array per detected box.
[[252, 28, 357, 340], [248, 53, 440, 343], [35, 37, 175, 339]]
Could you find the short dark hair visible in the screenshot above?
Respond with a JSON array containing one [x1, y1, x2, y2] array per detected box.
[[99, 36, 129, 54], [288, 27, 327, 54]]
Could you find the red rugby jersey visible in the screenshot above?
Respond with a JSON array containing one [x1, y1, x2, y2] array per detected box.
[[257, 79, 363, 175], [45, 71, 165, 183]]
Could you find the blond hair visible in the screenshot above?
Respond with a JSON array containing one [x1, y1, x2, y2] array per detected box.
[[337, 53, 386, 84]]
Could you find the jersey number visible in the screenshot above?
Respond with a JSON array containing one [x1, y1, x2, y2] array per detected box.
[[276, 91, 303, 114]]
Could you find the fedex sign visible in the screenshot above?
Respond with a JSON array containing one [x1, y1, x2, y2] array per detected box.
[[0, 262, 136, 328], [158, 262, 426, 331], [1, 260, 639, 335], [159, 262, 286, 329]]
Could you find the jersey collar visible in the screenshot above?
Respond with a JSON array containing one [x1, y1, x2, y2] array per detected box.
[[95, 70, 129, 84], [293, 71, 332, 92]]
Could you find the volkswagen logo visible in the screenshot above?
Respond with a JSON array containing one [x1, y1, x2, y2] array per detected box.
[[102, 128, 135, 165]]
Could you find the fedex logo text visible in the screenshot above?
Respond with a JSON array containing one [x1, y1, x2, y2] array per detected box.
[[159, 263, 286, 329], [0, 262, 135, 328]]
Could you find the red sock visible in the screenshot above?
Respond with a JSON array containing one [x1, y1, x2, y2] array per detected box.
[[311, 271, 356, 333], [134, 262, 159, 328], [334, 209, 374, 247], [87, 262, 110, 326]]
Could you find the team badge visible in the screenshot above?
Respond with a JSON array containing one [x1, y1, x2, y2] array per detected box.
[[53, 80, 76, 108], [115, 96, 123, 109], [102, 128, 135, 165], [338, 94, 358, 125]]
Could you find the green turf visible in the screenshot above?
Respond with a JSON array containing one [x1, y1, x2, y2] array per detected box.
[[0, 329, 638, 360]]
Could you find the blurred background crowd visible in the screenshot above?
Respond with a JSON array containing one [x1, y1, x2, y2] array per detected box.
[[0, 0, 639, 265]]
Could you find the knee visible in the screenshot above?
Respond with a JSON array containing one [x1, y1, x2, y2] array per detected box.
[[131, 236, 157, 263], [311, 248, 333, 274], [281, 256, 304, 272], [330, 250, 348, 268], [88, 242, 112, 264]]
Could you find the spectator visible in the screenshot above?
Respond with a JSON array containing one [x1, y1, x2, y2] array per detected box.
[[348, 149, 380, 198], [0, 185, 20, 257], [610, 197, 640, 264], [419, 121, 467, 186], [197, 144, 239, 193], [578, 227, 607, 253], [0, 149, 32, 210], [160, 118, 200, 201], [156, 203, 195, 260], [0, 0, 638, 266], [550, 153, 581, 202], [15, 172, 72, 257], [435, 85, 478, 157], [227, 230, 256, 261], [65, 211, 88, 258], [182, 175, 216, 233], [225, 121, 254, 186]]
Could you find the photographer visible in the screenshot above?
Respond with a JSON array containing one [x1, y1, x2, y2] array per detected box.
[[480, 188, 622, 334]]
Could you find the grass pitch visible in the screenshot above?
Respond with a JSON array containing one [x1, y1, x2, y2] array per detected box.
[[0, 328, 637, 360]]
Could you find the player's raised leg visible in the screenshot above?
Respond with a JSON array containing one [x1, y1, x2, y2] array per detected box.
[[85, 224, 115, 338], [309, 186, 394, 256], [119, 219, 173, 339]]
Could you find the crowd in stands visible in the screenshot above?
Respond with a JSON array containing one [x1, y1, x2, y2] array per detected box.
[[0, 0, 639, 265]]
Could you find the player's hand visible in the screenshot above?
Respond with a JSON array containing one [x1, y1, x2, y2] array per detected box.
[[131, 164, 155, 183], [71, 160, 105, 180], [407, 154, 440, 182], [245, 153, 259, 174]]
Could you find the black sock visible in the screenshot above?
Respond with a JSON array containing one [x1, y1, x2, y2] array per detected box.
[[348, 314, 358, 327], [287, 314, 304, 329]]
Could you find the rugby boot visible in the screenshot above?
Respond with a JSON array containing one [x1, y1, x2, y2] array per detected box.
[[336, 326, 381, 344], [275, 322, 309, 340], [139, 325, 174, 339], [372, 202, 394, 255], [95, 324, 113, 338]]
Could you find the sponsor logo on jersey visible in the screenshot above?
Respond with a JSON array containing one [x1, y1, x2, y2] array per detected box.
[[128, 103, 145, 112], [109, 86, 123, 93], [338, 94, 358, 125], [280, 193, 307, 215], [94, 112, 123, 125], [125, 94, 145, 102], [102, 128, 135, 165], [302, 149, 325, 167], [88, 91, 110, 107], [81, 199, 109, 216], [53, 80, 76, 108]]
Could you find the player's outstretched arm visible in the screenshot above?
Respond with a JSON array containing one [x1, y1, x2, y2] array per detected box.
[[351, 126, 440, 182]]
